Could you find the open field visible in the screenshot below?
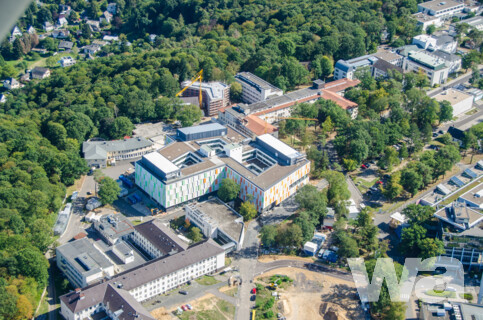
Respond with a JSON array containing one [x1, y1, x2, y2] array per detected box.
[[151, 293, 235, 320], [254, 267, 363, 320]]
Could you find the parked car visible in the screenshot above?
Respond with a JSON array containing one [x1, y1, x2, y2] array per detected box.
[[376, 180, 383, 185], [181, 305, 188, 311], [186, 304, 193, 310], [251, 295, 256, 301], [179, 290, 188, 295], [361, 164, 367, 169], [251, 288, 257, 294], [87, 191, 93, 195]]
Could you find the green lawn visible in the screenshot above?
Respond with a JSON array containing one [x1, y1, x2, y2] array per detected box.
[[426, 290, 456, 298], [460, 293, 473, 301], [442, 177, 483, 205], [221, 287, 238, 297], [195, 275, 220, 286]]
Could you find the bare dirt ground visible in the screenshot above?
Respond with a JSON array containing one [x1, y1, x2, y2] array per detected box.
[[151, 293, 234, 320], [255, 267, 364, 320], [258, 255, 315, 263]]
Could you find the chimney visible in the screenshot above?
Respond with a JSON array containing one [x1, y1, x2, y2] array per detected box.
[[75, 288, 81, 294], [79, 293, 85, 300]]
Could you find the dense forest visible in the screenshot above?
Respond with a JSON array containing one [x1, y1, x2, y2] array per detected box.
[[0, 0, 430, 319]]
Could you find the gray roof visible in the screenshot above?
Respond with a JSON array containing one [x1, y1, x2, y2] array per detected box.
[[435, 35, 455, 46], [95, 214, 135, 241], [373, 59, 403, 74], [397, 45, 422, 57], [187, 198, 244, 243], [60, 239, 224, 314], [103, 285, 154, 320], [31, 67, 50, 77], [235, 72, 282, 92], [56, 238, 113, 279], [83, 137, 153, 160], [177, 123, 226, 136], [59, 40, 74, 49], [134, 220, 188, 255], [430, 49, 461, 62]]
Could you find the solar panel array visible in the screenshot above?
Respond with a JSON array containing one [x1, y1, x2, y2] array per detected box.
[[450, 176, 465, 188], [463, 168, 477, 179]]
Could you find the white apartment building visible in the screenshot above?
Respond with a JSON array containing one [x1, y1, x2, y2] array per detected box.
[[418, 0, 465, 19], [333, 55, 378, 80], [235, 72, 283, 104], [60, 239, 225, 320], [413, 12, 444, 31], [404, 51, 450, 86], [56, 238, 115, 288], [130, 220, 188, 259]]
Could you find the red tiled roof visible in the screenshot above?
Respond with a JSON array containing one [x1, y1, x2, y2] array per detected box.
[[321, 90, 358, 110], [323, 78, 360, 93], [244, 115, 277, 136]]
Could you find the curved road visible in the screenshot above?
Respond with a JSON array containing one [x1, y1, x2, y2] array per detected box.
[[233, 220, 355, 320]]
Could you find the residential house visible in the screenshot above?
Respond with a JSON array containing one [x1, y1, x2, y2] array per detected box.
[[82, 44, 101, 55], [102, 35, 119, 42], [31, 67, 51, 80], [11, 26, 22, 38], [20, 72, 30, 82], [100, 11, 112, 24], [92, 40, 108, 47], [52, 29, 70, 39], [3, 78, 20, 90], [27, 26, 36, 34], [43, 21, 54, 32], [59, 4, 71, 13], [107, 3, 117, 15], [60, 56, 76, 67], [403, 50, 450, 86], [86, 20, 101, 32], [434, 89, 473, 117], [58, 40, 74, 51], [58, 15, 68, 27]]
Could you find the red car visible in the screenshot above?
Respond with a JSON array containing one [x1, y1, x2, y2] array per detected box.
[[181, 305, 188, 311], [376, 180, 383, 185], [361, 164, 367, 169], [251, 288, 257, 294]]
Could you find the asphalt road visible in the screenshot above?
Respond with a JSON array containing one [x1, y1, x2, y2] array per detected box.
[[426, 67, 481, 98]]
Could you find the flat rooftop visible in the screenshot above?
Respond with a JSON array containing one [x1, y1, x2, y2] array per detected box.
[[180, 81, 229, 100], [235, 72, 283, 92], [434, 203, 483, 229], [190, 199, 244, 242], [133, 122, 168, 139], [459, 182, 483, 206], [418, 0, 463, 11], [434, 89, 473, 106], [408, 51, 447, 70], [413, 12, 441, 23], [151, 127, 308, 190], [57, 238, 113, 277], [372, 51, 403, 62]]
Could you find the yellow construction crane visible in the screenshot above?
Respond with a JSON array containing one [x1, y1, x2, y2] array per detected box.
[[176, 69, 204, 107]]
